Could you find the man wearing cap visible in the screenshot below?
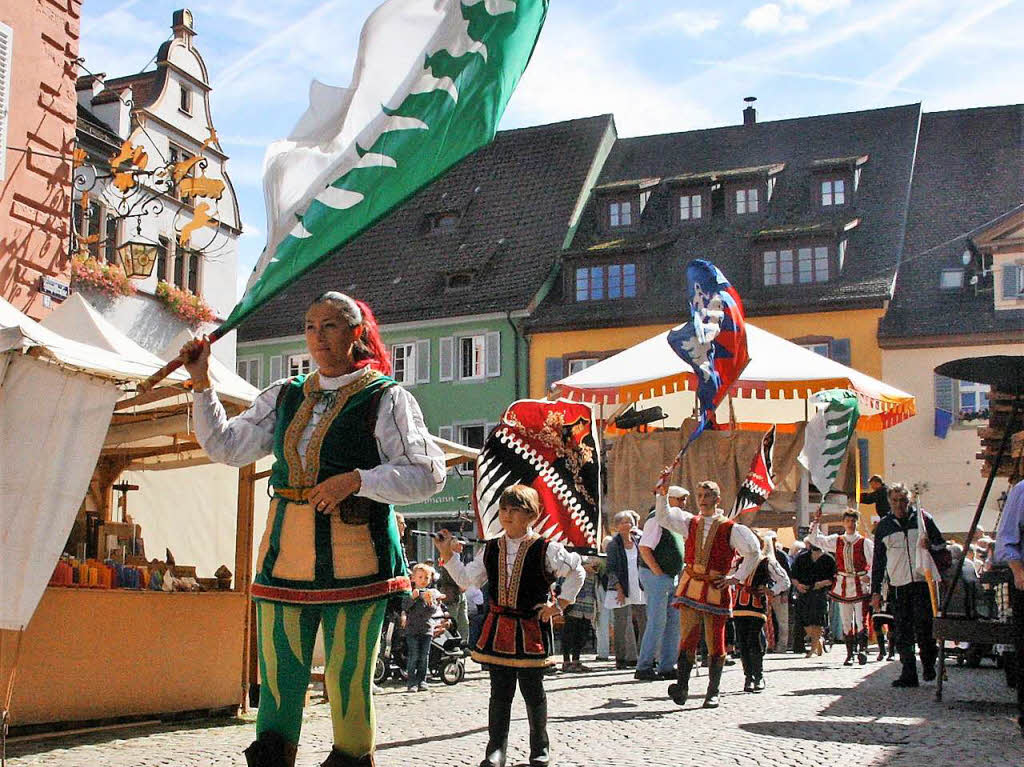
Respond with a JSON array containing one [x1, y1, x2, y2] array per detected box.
[[654, 475, 760, 709], [634, 486, 687, 681], [994, 479, 1024, 738]]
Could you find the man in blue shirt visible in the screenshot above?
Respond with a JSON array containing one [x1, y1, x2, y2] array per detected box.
[[995, 480, 1024, 738]]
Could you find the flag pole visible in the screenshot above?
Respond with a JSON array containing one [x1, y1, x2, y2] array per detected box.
[[137, 325, 228, 392]]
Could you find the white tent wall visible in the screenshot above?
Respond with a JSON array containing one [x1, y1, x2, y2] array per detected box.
[[0, 356, 120, 630], [123, 456, 274, 585]]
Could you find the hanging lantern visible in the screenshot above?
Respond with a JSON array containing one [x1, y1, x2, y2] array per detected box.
[[116, 239, 159, 279]]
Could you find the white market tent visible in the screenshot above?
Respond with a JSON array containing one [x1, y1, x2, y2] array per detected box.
[[555, 322, 916, 432]]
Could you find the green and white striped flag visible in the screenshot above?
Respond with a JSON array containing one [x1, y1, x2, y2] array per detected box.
[[221, 0, 549, 333], [798, 388, 860, 498]]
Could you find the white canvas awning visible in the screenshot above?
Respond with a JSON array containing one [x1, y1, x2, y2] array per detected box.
[[556, 323, 916, 432]]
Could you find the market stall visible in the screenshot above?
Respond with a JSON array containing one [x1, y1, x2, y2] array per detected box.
[[554, 322, 916, 527], [1, 295, 261, 730]]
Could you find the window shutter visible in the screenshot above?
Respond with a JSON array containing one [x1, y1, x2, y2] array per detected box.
[[416, 339, 430, 383], [857, 438, 869, 486], [485, 331, 501, 378], [829, 338, 851, 366], [1003, 264, 1020, 298], [545, 357, 564, 393], [438, 425, 454, 474], [269, 355, 283, 382], [0, 23, 12, 181], [439, 337, 454, 381], [934, 374, 954, 412]]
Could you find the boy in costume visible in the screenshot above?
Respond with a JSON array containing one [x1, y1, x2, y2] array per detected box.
[[809, 509, 874, 665], [734, 532, 791, 691], [654, 476, 760, 708], [436, 485, 585, 767]]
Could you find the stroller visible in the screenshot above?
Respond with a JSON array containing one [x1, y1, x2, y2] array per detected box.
[[375, 605, 466, 686]]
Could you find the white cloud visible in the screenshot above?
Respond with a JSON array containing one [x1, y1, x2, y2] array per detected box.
[[742, 4, 809, 35], [783, 0, 851, 14], [633, 10, 722, 37], [505, 7, 714, 136], [240, 221, 263, 239], [80, 8, 168, 77]]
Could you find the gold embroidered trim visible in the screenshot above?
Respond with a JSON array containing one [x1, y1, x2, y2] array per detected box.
[[695, 516, 722, 570], [282, 368, 381, 487], [498, 534, 540, 608]]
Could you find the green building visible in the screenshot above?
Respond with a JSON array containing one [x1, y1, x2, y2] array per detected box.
[[236, 115, 615, 559]]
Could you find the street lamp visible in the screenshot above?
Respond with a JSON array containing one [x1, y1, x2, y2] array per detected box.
[[116, 239, 159, 279]]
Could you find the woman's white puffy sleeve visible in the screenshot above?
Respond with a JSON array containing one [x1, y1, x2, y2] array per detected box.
[[192, 385, 280, 466]]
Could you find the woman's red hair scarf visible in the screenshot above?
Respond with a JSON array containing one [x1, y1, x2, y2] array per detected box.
[[351, 299, 392, 377]]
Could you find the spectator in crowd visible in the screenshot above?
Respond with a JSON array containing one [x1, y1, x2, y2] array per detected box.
[[560, 561, 598, 673], [593, 536, 613, 661], [768, 533, 793, 653], [994, 479, 1024, 738], [634, 487, 687, 681], [871, 482, 947, 687], [860, 474, 891, 518], [792, 538, 836, 657], [402, 563, 444, 693], [787, 540, 807, 653], [605, 510, 647, 670], [436, 558, 470, 644]]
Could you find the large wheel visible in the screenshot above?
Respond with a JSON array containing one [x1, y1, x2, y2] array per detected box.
[[374, 655, 389, 685], [441, 659, 466, 686]]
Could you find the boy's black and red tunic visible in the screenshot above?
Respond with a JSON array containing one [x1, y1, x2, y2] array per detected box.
[[474, 535, 556, 668]]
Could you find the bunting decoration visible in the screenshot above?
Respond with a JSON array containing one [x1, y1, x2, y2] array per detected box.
[[474, 399, 601, 549], [729, 425, 777, 519], [798, 388, 860, 498]]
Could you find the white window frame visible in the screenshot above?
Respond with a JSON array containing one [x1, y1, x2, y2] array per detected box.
[[287, 353, 312, 377], [458, 334, 487, 381], [0, 23, 11, 182], [179, 84, 192, 114], [736, 187, 759, 214], [609, 200, 632, 227], [801, 342, 830, 358], [455, 422, 487, 475], [236, 357, 262, 388], [679, 194, 702, 221], [957, 380, 989, 422], [391, 342, 417, 385], [821, 178, 846, 207], [567, 358, 600, 375]]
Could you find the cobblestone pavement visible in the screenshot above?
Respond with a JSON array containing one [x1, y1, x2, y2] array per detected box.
[[7, 652, 1020, 767]]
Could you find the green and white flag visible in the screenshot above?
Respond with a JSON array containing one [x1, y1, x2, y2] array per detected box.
[[221, 0, 548, 333], [798, 388, 860, 498]]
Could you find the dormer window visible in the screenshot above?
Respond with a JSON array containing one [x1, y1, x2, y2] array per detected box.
[[594, 178, 659, 232], [761, 243, 832, 286], [446, 271, 473, 291], [575, 262, 637, 301], [430, 211, 460, 233], [735, 188, 759, 214], [821, 178, 846, 207]]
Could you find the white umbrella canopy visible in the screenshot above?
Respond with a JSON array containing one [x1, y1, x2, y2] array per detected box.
[[556, 323, 915, 432]]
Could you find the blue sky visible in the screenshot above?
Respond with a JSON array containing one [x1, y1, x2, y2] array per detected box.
[[80, 0, 1024, 299]]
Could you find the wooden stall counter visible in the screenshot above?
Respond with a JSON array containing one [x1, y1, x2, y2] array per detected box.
[[8, 587, 248, 728]]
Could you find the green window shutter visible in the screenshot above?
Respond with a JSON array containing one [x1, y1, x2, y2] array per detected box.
[[439, 337, 454, 381], [1003, 264, 1020, 298], [415, 339, 430, 383], [829, 338, 851, 366], [545, 357, 564, 393], [485, 331, 501, 378]]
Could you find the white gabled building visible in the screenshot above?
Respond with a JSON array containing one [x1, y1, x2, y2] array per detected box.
[[74, 9, 240, 367]]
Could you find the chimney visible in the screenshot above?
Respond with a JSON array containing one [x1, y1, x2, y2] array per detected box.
[[743, 96, 757, 127]]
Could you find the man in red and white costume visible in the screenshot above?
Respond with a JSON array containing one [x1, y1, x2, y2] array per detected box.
[[655, 477, 760, 708], [809, 508, 873, 665]]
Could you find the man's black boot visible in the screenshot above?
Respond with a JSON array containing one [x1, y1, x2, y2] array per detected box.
[[892, 652, 919, 687], [526, 698, 550, 766], [843, 636, 856, 666], [480, 700, 512, 767], [321, 749, 374, 767], [876, 631, 886, 662], [857, 631, 868, 665], [668, 653, 694, 705], [244, 731, 297, 767], [703, 657, 724, 708]]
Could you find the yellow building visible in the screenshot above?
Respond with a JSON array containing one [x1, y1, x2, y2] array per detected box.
[[526, 103, 924, 485]]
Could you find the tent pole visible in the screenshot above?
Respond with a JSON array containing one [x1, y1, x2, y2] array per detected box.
[[235, 464, 256, 713]]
